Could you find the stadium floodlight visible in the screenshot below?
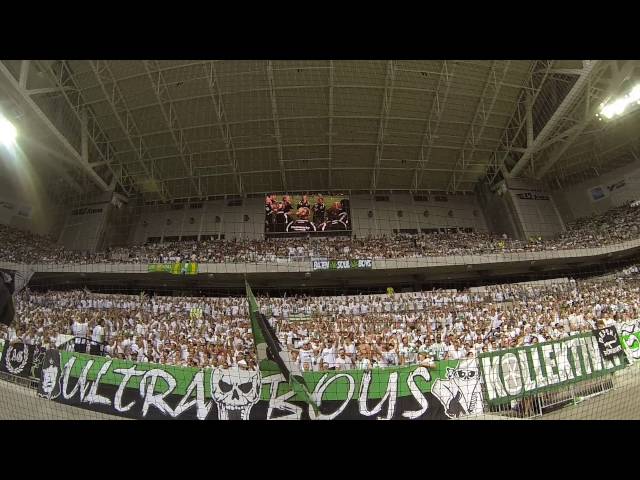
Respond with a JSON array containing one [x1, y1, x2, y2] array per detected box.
[[0, 114, 17, 146], [597, 83, 640, 120]]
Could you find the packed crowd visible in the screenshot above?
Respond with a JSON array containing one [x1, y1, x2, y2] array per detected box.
[[3, 266, 639, 372], [0, 224, 95, 264], [1, 202, 640, 265]]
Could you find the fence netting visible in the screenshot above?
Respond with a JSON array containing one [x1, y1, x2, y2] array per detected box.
[[1, 196, 640, 420]]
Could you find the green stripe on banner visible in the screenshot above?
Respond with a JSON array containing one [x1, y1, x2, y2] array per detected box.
[[56, 350, 458, 401]]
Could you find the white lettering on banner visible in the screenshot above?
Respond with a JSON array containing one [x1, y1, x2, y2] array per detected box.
[[173, 371, 211, 420], [113, 366, 146, 412], [62, 357, 94, 401], [402, 367, 431, 419], [517, 350, 536, 392], [541, 344, 560, 385], [578, 337, 593, 375], [84, 360, 112, 406], [60, 356, 76, 400], [553, 341, 574, 382], [501, 353, 523, 396], [569, 340, 583, 377], [309, 373, 355, 420], [481, 355, 507, 400], [603, 352, 622, 369], [587, 337, 604, 372], [358, 370, 398, 420], [139, 369, 177, 417], [529, 349, 548, 389], [264, 374, 302, 420], [336, 260, 349, 269]]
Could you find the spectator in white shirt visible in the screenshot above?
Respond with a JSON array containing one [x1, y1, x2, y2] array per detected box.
[[335, 348, 353, 371]]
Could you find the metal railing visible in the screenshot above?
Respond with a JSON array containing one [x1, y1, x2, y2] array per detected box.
[[485, 374, 615, 419]]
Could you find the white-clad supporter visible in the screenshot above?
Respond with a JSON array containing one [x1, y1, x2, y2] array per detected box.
[[321, 342, 337, 370], [136, 345, 148, 363], [72, 317, 88, 339], [6, 325, 18, 343], [344, 338, 357, 358], [300, 361, 314, 372], [450, 342, 467, 360], [91, 320, 105, 344], [417, 352, 436, 369], [380, 343, 399, 367], [298, 342, 315, 368], [398, 338, 414, 365], [335, 348, 353, 371]]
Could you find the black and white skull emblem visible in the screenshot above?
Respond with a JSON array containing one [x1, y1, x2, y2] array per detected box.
[[211, 367, 261, 420]]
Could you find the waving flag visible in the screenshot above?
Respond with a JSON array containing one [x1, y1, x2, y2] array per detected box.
[[0, 269, 33, 326], [245, 281, 318, 416]]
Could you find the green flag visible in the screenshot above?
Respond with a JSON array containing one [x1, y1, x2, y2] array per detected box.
[[245, 281, 319, 416]]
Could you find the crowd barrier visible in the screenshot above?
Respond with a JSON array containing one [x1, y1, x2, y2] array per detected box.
[[0, 323, 629, 420]]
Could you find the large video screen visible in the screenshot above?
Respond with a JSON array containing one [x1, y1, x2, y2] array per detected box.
[[265, 193, 351, 237]]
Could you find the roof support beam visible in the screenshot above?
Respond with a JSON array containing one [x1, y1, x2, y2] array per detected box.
[[45, 158, 84, 193], [525, 90, 534, 148], [370, 60, 396, 192], [18, 137, 84, 194], [88, 60, 167, 200], [19, 60, 30, 89], [36, 60, 129, 193], [104, 114, 511, 152], [535, 60, 634, 179], [266, 61, 287, 191], [202, 61, 243, 196], [142, 60, 201, 197], [25, 86, 76, 95], [119, 141, 501, 168], [164, 164, 487, 182], [484, 60, 553, 186], [77, 82, 525, 115], [507, 60, 600, 178], [0, 60, 111, 192], [411, 60, 457, 192], [537, 68, 585, 76], [447, 61, 511, 193]]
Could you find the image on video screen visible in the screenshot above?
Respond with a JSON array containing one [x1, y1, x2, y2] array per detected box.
[[265, 193, 351, 237]]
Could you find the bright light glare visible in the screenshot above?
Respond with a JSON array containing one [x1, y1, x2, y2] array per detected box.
[[600, 83, 640, 120], [0, 115, 17, 146]]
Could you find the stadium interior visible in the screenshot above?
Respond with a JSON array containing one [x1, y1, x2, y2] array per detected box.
[[1, 60, 640, 420]]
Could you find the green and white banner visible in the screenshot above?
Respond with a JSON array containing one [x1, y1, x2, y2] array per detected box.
[[38, 349, 483, 420], [147, 262, 198, 275], [478, 332, 626, 406], [619, 321, 640, 361]]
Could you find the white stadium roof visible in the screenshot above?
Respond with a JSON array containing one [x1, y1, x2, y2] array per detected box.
[[0, 60, 639, 202]]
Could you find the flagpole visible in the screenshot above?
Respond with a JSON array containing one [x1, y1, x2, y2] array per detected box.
[[245, 280, 319, 417]]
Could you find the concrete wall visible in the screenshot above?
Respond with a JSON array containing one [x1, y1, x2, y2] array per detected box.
[[477, 182, 522, 239], [350, 193, 487, 238], [552, 161, 640, 223], [131, 198, 264, 244], [0, 158, 64, 237], [506, 177, 565, 239]]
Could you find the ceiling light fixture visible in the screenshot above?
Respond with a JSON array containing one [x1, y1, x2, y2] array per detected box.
[[0, 114, 17, 146], [597, 83, 640, 120]]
